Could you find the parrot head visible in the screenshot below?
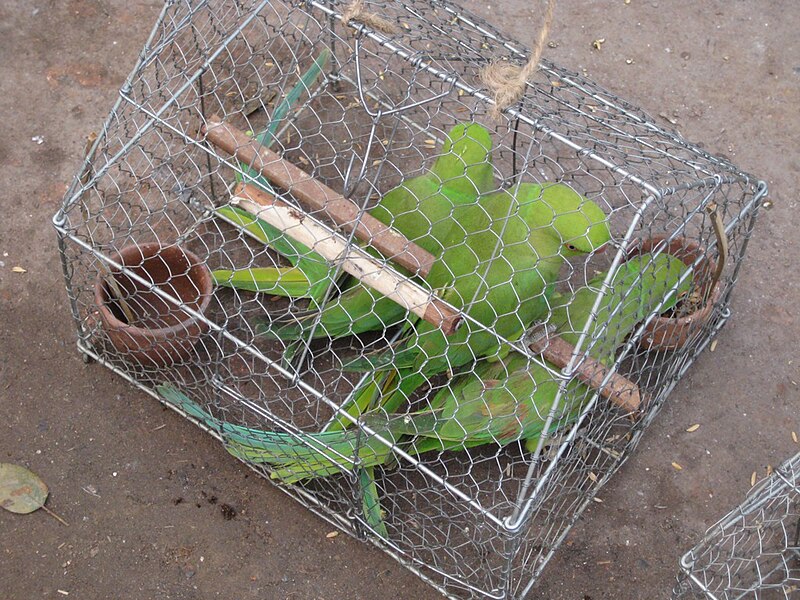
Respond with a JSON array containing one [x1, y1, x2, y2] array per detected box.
[[432, 122, 496, 197], [440, 123, 493, 158], [516, 182, 611, 257]]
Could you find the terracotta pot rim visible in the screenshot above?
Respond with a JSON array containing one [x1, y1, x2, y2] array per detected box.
[[94, 243, 213, 339]]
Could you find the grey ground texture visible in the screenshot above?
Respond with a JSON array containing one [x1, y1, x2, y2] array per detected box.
[[0, 1, 798, 599]]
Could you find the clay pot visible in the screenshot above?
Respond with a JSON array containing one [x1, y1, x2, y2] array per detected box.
[[94, 243, 213, 367], [627, 235, 721, 351]]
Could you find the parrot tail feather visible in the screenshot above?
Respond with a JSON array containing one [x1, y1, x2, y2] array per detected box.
[[359, 466, 388, 539]]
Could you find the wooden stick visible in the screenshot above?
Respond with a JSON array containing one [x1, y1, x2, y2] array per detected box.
[[528, 333, 641, 414], [232, 183, 462, 335], [201, 116, 436, 277]]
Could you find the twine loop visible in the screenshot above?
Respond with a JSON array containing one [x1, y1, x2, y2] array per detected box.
[[480, 0, 556, 116], [341, 0, 397, 35], [340, 0, 556, 116]]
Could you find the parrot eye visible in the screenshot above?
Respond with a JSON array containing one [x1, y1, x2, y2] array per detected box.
[[565, 243, 578, 252]]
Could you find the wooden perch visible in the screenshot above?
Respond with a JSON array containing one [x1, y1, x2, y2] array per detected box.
[[232, 183, 462, 335], [201, 115, 435, 277], [528, 332, 641, 414]]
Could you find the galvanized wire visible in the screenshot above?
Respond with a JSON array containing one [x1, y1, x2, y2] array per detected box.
[[674, 452, 800, 600]]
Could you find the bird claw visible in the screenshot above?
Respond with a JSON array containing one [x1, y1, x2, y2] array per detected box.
[[523, 322, 557, 351]]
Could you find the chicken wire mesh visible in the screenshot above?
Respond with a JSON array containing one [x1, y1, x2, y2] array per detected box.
[[51, 1, 767, 598], [674, 452, 800, 600]]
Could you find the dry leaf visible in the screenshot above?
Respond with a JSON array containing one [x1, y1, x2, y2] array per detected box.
[[592, 38, 605, 50], [0, 463, 48, 514], [750, 471, 757, 486], [686, 424, 700, 433], [766, 465, 773, 476], [710, 340, 718, 352], [325, 531, 339, 539], [671, 462, 683, 471], [11, 266, 27, 273], [792, 431, 798, 444], [587, 472, 598, 482]]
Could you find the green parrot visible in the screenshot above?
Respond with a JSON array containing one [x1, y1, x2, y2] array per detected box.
[[155, 251, 692, 540], [156, 251, 690, 536], [258, 121, 496, 339], [329, 181, 610, 427], [251, 251, 692, 481]]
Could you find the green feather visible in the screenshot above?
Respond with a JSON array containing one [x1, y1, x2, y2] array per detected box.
[[212, 267, 328, 298], [359, 467, 388, 539]]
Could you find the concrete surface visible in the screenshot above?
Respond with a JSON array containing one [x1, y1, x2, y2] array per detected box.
[[0, 1, 797, 598]]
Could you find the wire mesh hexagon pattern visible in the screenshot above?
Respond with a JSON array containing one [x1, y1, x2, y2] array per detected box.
[[52, 1, 767, 598], [674, 452, 800, 599]]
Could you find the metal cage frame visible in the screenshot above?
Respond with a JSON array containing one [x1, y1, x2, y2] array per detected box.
[[52, 1, 767, 598]]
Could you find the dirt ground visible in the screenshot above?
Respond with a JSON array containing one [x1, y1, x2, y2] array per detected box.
[[0, 1, 797, 599]]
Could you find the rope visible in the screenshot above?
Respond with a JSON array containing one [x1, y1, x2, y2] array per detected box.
[[341, 0, 398, 35], [480, 0, 556, 116]]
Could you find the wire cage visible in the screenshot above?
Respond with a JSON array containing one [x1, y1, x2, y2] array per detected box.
[[52, 1, 767, 598], [674, 452, 800, 599]]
